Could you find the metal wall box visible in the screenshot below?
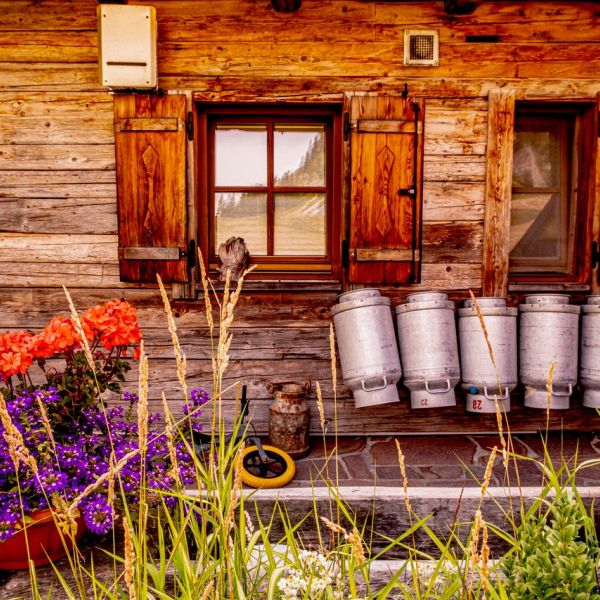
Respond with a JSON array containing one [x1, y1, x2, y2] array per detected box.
[[97, 4, 157, 89], [404, 30, 439, 67]]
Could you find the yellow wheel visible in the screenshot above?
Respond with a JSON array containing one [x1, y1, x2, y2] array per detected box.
[[240, 445, 296, 489]]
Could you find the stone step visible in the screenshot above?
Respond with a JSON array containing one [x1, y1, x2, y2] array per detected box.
[[241, 484, 600, 558]]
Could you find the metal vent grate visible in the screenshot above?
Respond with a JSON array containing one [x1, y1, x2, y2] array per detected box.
[[404, 30, 439, 66]]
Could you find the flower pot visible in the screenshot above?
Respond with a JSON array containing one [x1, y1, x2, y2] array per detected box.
[[0, 508, 86, 569]]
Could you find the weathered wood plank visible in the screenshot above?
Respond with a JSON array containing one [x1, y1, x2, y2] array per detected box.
[[0, 0, 98, 30], [424, 109, 487, 156], [420, 262, 482, 289], [375, 1, 600, 25], [0, 262, 124, 288], [422, 182, 485, 221], [0, 197, 117, 234], [0, 184, 115, 199], [0, 63, 101, 91], [0, 92, 111, 115], [482, 88, 515, 297], [0, 170, 116, 187], [158, 44, 520, 78], [0, 288, 337, 328], [1, 116, 113, 144], [422, 221, 483, 264], [424, 156, 486, 182], [0, 31, 97, 63], [0, 233, 117, 263], [0, 144, 114, 170]]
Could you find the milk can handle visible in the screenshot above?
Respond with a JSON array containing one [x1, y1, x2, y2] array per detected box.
[[483, 386, 510, 401], [424, 379, 451, 394], [361, 377, 388, 392], [550, 383, 573, 397]]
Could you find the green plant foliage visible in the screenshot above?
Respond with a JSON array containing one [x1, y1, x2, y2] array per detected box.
[[502, 492, 600, 600]]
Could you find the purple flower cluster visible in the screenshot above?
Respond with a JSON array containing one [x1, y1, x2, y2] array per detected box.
[[0, 386, 208, 539], [182, 388, 209, 433]]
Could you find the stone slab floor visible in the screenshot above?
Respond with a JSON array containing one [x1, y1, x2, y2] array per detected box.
[[288, 432, 600, 488]]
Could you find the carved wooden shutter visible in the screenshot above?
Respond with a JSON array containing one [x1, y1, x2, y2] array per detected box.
[[349, 95, 424, 284], [114, 94, 188, 282]]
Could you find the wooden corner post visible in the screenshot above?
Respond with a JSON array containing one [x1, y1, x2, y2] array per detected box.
[[482, 88, 516, 297]]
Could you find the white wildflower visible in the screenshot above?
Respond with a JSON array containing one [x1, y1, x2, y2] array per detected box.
[[276, 550, 344, 599]]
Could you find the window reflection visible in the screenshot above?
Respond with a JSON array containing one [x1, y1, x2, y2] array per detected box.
[[274, 126, 325, 187], [215, 126, 267, 187], [215, 192, 267, 255], [274, 193, 326, 256]]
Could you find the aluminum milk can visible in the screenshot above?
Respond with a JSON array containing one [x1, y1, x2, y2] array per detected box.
[[519, 294, 580, 409], [331, 288, 401, 409], [268, 381, 310, 458], [395, 291, 460, 409], [458, 297, 517, 414], [580, 296, 600, 408]]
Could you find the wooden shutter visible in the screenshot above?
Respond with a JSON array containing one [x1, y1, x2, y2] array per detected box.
[[349, 95, 424, 284], [114, 94, 188, 283]]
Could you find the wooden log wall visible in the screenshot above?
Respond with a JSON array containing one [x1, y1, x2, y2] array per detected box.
[[1, 0, 600, 435]]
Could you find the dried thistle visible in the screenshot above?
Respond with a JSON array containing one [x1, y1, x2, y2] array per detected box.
[[51, 494, 79, 539], [137, 342, 149, 455], [479, 523, 490, 591], [198, 248, 214, 332], [395, 439, 411, 514], [480, 446, 497, 498], [329, 323, 338, 397], [0, 392, 38, 474], [36, 397, 56, 452], [494, 398, 508, 468], [157, 274, 189, 402], [63, 285, 96, 374], [546, 359, 557, 411], [467, 509, 483, 588], [107, 452, 116, 513], [347, 526, 366, 566], [315, 381, 327, 434], [200, 581, 214, 600], [67, 448, 138, 518], [162, 392, 180, 486], [224, 443, 245, 531], [244, 510, 255, 538], [320, 515, 347, 536], [123, 516, 135, 600], [468, 290, 496, 369]]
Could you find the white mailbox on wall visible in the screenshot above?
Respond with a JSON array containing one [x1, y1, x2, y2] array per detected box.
[[97, 4, 157, 89]]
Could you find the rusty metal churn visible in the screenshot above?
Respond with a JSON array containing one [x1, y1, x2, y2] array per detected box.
[[268, 381, 311, 458], [519, 294, 580, 410]]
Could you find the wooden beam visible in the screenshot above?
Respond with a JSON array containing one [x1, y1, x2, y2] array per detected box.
[[482, 88, 515, 297]]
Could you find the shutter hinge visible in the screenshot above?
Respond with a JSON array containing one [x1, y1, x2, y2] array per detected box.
[[185, 111, 194, 141], [180, 239, 197, 269], [343, 112, 350, 142], [592, 240, 600, 269]]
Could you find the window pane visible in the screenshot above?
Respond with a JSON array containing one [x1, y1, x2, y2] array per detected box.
[[512, 129, 558, 188], [215, 126, 267, 187], [274, 126, 325, 187], [274, 193, 326, 256], [215, 193, 267, 255], [509, 192, 569, 272]]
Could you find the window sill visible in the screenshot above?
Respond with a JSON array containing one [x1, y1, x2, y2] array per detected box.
[[196, 280, 342, 293], [508, 282, 590, 293]]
